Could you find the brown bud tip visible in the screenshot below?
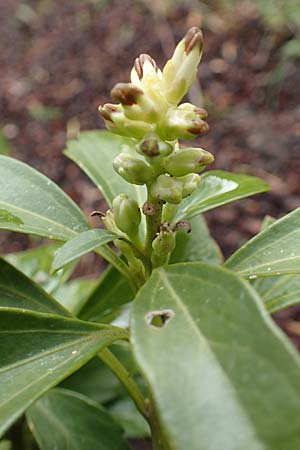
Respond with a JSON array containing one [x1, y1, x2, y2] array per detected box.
[[188, 120, 209, 136], [110, 83, 143, 106], [174, 220, 192, 233], [184, 27, 203, 55], [142, 201, 157, 216], [195, 107, 208, 119], [139, 138, 159, 157], [99, 104, 118, 121], [134, 54, 158, 80]]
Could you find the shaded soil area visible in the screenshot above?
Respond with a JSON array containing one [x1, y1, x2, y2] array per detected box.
[[1, 1, 300, 329]]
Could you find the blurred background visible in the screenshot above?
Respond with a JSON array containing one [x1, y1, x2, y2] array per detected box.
[[0, 0, 299, 265]]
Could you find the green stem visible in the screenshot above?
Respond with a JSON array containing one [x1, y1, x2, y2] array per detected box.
[[98, 348, 148, 419], [95, 244, 138, 293], [145, 191, 163, 256]]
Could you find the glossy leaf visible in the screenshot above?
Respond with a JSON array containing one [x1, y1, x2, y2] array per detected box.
[[78, 265, 133, 323], [0, 258, 69, 316], [0, 156, 89, 240], [5, 244, 74, 294], [0, 308, 126, 436], [170, 215, 223, 264], [226, 208, 300, 277], [64, 131, 146, 207], [173, 170, 269, 222], [251, 215, 300, 313], [62, 344, 139, 404], [131, 263, 300, 450], [52, 229, 118, 271], [26, 388, 131, 450]]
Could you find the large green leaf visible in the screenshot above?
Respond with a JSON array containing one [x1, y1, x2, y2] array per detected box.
[[52, 229, 118, 271], [0, 155, 89, 240], [131, 263, 300, 450], [0, 308, 126, 436], [64, 130, 146, 208], [78, 265, 133, 323], [0, 258, 69, 316], [173, 171, 269, 222], [225, 208, 300, 277], [5, 244, 75, 294], [26, 388, 131, 450], [170, 215, 223, 264]]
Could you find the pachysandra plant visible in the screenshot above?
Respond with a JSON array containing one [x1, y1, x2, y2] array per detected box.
[[1, 27, 300, 450]]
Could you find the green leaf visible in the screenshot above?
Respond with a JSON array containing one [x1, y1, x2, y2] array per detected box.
[[0, 308, 126, 436], [78, 265, 133, 323], [252, 215, 300, 313], [170, 215, 223, 264], [5, 243, 75, 294], [0, 258, 69, 316], [26, 388, 131, 450], [0, 155, 89, 240], [52, 229, 118, 272], [173, 171, 269, 222], [254, 274, 300, 313], [131, 263, 300, 450], [54, 278, 98, 315], [225, 208, 300, 277], [64, 130, 146, 207], [109, 396, 150, 439], [61, 343, 139, 404]]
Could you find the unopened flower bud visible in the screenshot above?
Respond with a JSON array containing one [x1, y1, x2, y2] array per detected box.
[[133, 54, 158, 81], [110, 83, 144, 106], [150, 175, 183, 204], [162, 27, 203, 104], [113, 194, 141, 237], [98, 103, 122, 122], [160, 107, 209, 141], [136, 134, 173, 158], [164, 147, 214, 177], [113, 153, 154, 185], [177, 103, 208, 119], [179, 173, 201, 197], [151, 223, 176, 268]]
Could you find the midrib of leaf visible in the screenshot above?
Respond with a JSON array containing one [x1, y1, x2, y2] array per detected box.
[[0, 200, 79, 238], [0, 284, 57, 314], [1, 160, 87, 226], [226, 224, 300, 272], [0, 333, 102, 375], [156, 268, 299, 449]]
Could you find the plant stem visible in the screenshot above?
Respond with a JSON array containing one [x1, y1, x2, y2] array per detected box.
[[98, 347, 148, 419], [95, 244, 138, 293], [145, 191, 163, 256]]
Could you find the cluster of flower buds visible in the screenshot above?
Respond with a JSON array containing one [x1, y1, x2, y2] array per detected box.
[[99, 27, 209, 142], [99, 28, 215, 272]]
